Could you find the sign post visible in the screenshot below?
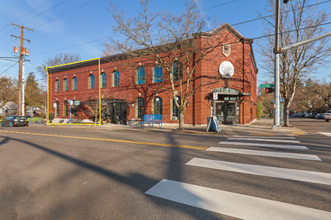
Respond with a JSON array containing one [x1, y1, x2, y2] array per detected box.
[[68, 99, 72, 127]]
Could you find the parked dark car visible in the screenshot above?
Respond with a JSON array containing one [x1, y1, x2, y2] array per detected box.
[[315, 113, 324, 119], [1, 116, 29, 127]]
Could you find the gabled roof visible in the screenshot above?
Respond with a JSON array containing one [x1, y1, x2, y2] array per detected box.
[[0, 101, 17, 110], [201, 23, 253, 43]]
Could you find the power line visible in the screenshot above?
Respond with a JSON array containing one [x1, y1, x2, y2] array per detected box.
[[231, 0, 331, 27], [33, 0, 96, 29], [202, 0, 238, 11], [0, 61, 18, 74], [0, 0, 52, 33], [29, 34, 122, 56], [0, 0, 67, 40]]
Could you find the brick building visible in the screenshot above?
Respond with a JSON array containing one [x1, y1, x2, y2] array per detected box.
[[47, 23, 258, 125]]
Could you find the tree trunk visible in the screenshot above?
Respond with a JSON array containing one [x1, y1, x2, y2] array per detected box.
[[178, 113, 185, 131], [284, 107, 290, 127]]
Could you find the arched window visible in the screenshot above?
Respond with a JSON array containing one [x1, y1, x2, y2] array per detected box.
[[153, 96, 162, 115], [101, 72, 107, 88], [153, 65, 162, 83], [113, 71, 119, 87], [72, 77, 77, 90], [64, 100, 68, 117], [56, 101, 60, 116], [89, 74, 95, 89], [55, 79, 60, 92], [172, 61, 182, 81], [172, 96, 181, 120], [137, 67, 145, 85], [136, 97, 145, 118], [63, 78, 68, 91]]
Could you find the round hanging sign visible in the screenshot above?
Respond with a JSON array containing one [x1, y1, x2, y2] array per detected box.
[[218, 61, 234, 78]]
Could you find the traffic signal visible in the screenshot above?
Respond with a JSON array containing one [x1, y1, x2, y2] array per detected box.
[[284, 0, 291, 3], [265, 87, 274, 94]]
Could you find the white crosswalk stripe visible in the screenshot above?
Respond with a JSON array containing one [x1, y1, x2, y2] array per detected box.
[[318, 132, 331, 137], [186, 157, 331, 185], [207, 147, 321, 161], [232, 135, 296, 139], [219, 141, 308, 149], [146, 179, 331, 220], [145, 135, 329, 218], [227, 137, 300, 143]]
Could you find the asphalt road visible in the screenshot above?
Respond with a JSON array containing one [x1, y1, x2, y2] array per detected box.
[[0, 119, 330, 220]]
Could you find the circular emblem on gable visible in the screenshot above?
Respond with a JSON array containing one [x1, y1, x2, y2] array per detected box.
[[219, 61, 234, 78]]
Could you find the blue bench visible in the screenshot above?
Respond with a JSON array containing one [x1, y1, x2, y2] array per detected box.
[[140, 114, 163, 129]]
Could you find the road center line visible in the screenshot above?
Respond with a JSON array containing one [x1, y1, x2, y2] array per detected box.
[[0, 130, 207, 150], [146, 179, 331, 220]]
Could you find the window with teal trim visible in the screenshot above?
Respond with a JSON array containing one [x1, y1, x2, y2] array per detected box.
[[64, 78, 68, 91], [153, 66, 162, 83], [101, 72, 107, 88], [72, 77, 77, 90], [89, 74, 95, 89], [172, 61, 182, 81], [55, 80, 59, 92], [137, 67, 145, 84], [113, 71, 119, 87]]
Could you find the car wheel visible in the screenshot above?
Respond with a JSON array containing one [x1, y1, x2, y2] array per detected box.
[[326, 120, 329, 122], [26, 123, 29, 127]]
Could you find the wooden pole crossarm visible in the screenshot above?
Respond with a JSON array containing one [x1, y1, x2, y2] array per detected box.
[[10, 35, 31, 43]]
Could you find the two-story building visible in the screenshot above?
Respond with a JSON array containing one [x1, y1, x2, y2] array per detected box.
[[47, 23, 258, 125]]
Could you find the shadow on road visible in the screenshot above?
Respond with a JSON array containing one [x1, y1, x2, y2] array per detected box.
[[0, 134, 222, 219]]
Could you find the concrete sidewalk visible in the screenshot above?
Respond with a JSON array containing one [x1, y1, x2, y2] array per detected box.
[[36, 117, 307, 136], [99, 117, 307, 136]]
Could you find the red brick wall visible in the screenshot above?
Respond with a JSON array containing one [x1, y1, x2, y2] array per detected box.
[[48, 28, 257, 125]]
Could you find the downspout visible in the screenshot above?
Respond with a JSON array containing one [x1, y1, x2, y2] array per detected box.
[[242, 40, 245, 125], [193, 48, 195, 126]]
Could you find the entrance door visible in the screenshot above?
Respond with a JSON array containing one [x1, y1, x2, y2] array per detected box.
[[214, 101, 237, 124], [225, 102, 236, 124]]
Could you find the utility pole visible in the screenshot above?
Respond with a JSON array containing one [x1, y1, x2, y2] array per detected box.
[[10, 23, 33, 116], [273, 0, 281, 128]]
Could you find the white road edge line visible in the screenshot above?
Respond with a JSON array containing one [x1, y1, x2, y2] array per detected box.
[[207, 147, 321, 161], [146, 179, 331, 220], [219, 141, 308, 150], [186, 158, 331, 186], [227, 138, 300, 143]]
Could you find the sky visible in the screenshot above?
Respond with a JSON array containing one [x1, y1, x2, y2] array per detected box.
[[0, 0, 330, 86]]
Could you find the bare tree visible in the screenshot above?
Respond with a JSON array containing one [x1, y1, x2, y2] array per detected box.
[[105, 0, 228, 130], [0, 76, 17, 108], [313, 81, 331, 109], [257, 83, 274, 117], [257, 0, 331, 126], [37, 52, 81, 80]]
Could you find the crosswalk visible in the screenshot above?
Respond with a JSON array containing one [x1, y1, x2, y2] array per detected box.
[[318, 132, 331, 137], [146, 135, 331, 219]]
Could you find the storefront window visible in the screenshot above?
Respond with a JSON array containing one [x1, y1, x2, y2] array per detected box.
[[153, 96, 162, 115], [172, 96, 181, 120], [56, 101, 60, 116], [64, 100, 68, 117], [137, 97, 145, 118]]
